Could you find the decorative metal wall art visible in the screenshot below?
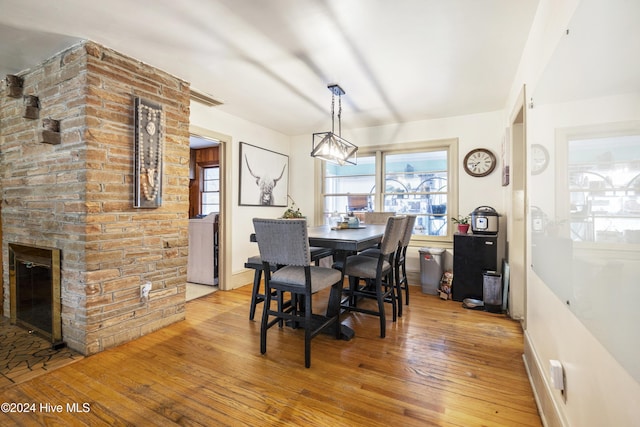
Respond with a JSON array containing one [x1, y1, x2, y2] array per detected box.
[[134, 97, 163, 208]]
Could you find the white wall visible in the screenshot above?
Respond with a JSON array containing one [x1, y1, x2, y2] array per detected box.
[[190, 103, 291, 281], [290, 110, 506, 225], [508, 0, 640, 425], [290, 111, 507, 288], [192, 100, 508, 289], [191, 3, 640, 425]]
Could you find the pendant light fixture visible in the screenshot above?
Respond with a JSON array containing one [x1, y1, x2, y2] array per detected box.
[[311, 84, 358, 165]]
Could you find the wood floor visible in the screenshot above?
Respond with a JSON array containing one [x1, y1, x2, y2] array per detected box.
[[0, 283, 541, 426]]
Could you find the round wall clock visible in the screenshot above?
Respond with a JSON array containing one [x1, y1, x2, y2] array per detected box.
[[463, 148, 497, 177], [531, 144, 549, 175]]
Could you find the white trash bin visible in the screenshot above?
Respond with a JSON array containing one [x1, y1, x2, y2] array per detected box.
[[419, 247, 445, 295]]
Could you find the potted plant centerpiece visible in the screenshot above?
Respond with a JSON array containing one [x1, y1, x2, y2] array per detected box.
[[452, 215, 471, 234], [282, 195, 304, 219]]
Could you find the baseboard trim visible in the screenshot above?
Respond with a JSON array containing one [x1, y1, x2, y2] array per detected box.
[[227, 269, 254, 290], [523, 331, 566, 427]]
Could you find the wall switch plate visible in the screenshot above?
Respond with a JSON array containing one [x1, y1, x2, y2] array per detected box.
[[141, 282, 152, 300]]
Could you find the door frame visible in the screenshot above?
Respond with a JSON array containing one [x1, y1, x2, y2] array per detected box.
[[508, 86, 528, 325], [190, 125, 232, 291]]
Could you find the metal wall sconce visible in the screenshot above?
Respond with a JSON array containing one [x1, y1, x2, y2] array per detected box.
[[5, 74, 23, 98], [40, 118, 61, 145], [23, 94, 39, 119], [311, 84, 358, 165]]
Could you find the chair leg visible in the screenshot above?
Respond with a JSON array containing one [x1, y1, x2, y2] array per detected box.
[[260, 281, 271, 355], [375, 278, 386, 338], [401, 257, 409, 306], [249, 268, 263, 321], [304, 293, 312, 368], [348, 276, 358, 307], [388, 270, 398, 322], [394, 261, 403, 318], [277, 290, 285, 328]]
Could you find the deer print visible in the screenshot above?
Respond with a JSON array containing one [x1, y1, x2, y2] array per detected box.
[[245, 155, 287, 205]]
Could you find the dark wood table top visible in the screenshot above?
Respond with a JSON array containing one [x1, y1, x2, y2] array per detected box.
[[306, 224, 386, 252]]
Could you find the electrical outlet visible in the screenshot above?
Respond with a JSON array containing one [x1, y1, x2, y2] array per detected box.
[[141, 282, 152, 300], [550, 359, 564, 391]]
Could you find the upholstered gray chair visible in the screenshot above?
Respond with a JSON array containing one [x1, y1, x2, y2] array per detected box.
[[246, 235, 333, 321], [363, 211, 395, 225], [252, 218, 344, 368], [394, 214, 417, 314], [342, 215, 407, 338], [331, 211, 395, 273], [245, 255, 280, 321], [359, 214, 416, 317]]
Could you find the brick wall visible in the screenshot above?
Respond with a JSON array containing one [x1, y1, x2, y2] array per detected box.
[[0, 41, 190, 354]]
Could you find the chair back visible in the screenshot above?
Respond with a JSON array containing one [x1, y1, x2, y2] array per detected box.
[[252, 218, 310, 267], [364, 211, 395, 225], [399, 215, 417, 247], [379, 215, 407, 255]]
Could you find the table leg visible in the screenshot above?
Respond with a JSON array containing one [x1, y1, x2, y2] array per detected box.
[[327, 278, 354, 341]]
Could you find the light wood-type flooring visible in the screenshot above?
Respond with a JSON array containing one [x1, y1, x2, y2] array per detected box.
[[0, 283, 541, 426]]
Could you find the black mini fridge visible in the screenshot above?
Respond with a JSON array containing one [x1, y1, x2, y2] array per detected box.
[[452, 234, 498, 302]]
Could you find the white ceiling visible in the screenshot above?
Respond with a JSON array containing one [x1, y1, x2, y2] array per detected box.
[[0, 0, 539, 136]]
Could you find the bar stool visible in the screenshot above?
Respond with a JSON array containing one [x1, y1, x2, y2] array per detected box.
[[359, 214, 416, 317], [341, 215, 407, 338], [247, 235, 334, 320], [246, 255, 280, 321], [394, 215, 417, 315]]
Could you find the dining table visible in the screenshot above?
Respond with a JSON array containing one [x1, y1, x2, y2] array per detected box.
[[306, 224, 387, 252], [249, 223, 387, 340], [306, 224, 387, 340], [249, 222, 387, 340]]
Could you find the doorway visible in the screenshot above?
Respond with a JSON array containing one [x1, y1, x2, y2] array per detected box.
[[508, 87, 527, 323], [188, 127, 230, 292]]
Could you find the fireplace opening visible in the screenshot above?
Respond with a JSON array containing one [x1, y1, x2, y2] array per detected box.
[[9, 243, 63, 348]]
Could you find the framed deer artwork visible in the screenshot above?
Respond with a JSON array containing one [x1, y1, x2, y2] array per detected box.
[[239, 142, 289, 207]]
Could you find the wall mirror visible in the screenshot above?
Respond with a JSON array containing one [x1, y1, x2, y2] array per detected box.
[[528, 0, 640, 382]]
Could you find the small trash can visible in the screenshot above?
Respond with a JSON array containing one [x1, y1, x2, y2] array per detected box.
[[419, 247, 445, 295], [483, 271, 502, 313]]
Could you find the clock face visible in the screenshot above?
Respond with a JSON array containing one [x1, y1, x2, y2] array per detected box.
[[531, 144, 549, 175], [463, 148, 496, 177]]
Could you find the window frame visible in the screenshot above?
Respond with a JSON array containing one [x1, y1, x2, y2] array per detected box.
[[316, 138, 459, 244], [201, 165, 220, 215]]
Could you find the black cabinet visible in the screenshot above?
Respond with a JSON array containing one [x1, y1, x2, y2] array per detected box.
[[452, 234, 498, 301]]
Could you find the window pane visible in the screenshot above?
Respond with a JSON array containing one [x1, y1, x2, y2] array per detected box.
[[568, 134, 640, 243], [202, 204, 218, 215], [324, 195, 375, 216], [202, 192, 219, 205], [204, 180, 219, 192], [383, 151, 448, 236], [323, 155, 376, 217], [204, 167, 219, 180], [321, 146, 452, 239]]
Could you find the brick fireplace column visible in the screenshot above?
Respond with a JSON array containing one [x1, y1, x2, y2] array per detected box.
[[0, 41, 191, 355]]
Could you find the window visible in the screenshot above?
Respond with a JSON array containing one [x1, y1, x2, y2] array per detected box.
[[567, 133, 640, 244], [321, 140, 457, 241], [202, 166, 220, 215]]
